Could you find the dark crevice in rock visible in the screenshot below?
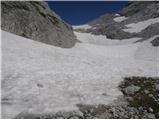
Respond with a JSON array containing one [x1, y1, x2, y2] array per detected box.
[[47, 14, 60, 25]]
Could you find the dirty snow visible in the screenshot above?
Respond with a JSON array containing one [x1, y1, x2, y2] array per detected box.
[[2, 30, 158, 118], [113, 16, 128, 22], [123, 18, 159, 33], [72, 24, 92, 30]]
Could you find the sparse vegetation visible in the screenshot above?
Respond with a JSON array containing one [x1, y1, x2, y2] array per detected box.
[[120, 76, 159, 118]]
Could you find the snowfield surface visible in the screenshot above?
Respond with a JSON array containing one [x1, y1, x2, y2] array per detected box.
[[72, 24, 92, 30], [74, 31, 142, 46], [135, 35, 159, 62], [123, 18, 159, 33], [113, 16, 128, 22], [2, 31, 158, 118]]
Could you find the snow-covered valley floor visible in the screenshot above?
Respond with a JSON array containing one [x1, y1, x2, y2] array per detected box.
[[1, 30, 158, 118]]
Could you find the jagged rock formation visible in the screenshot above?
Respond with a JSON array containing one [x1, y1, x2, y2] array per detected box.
[[74, 1, 159, 42], [1, 1, 76, 48]]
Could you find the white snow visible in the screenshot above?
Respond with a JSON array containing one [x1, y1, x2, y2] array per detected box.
[[74, 31, 142, 46], [135, 35, 159, 61], [2, 30, 158, 118], [123, 18, 159, 33], [72, 24, 92, 30], [113, 16, 128, 22], [115, 14, 120, 17]]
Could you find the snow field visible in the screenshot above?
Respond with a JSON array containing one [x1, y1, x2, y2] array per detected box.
[[74, 31, 142, 46], [72, 24, 92, 30], [2, 30, 158, 118]]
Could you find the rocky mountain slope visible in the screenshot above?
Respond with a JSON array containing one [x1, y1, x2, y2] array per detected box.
[[1, 1, 76, 48], [74, 1, 159, 45], [1, 1, 159, 119]]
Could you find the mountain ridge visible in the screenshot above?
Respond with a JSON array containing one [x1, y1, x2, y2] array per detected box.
[[74, 1, 159, 45]]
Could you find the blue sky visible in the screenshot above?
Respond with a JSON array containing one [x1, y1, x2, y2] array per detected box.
[[47, 1, 128, 25]]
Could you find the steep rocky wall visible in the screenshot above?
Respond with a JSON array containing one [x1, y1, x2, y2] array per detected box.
[[1, 1, 76, 48]]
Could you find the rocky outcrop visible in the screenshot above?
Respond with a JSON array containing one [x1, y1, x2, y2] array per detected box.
[[1, 1, 76, 48], [137, 23, 159, 39], [76, 1, 159, 41], [151, 37, 159, 47], [119, 1, 159, 21]]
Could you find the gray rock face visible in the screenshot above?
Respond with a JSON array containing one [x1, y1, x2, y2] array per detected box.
[[80, 1, 159, 40], [150, 37, 159, 47], [137, 23, 159, 39], [92, 24, 136, 40], [119, 1, 159, 21], [1, 1, 76, 48], [124, 85, 140, 95]]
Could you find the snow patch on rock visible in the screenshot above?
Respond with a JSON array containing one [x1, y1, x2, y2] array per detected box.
[[115, 14, 121, 17], [113, 16, 128, 22], [123, 18, 159, 33]]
